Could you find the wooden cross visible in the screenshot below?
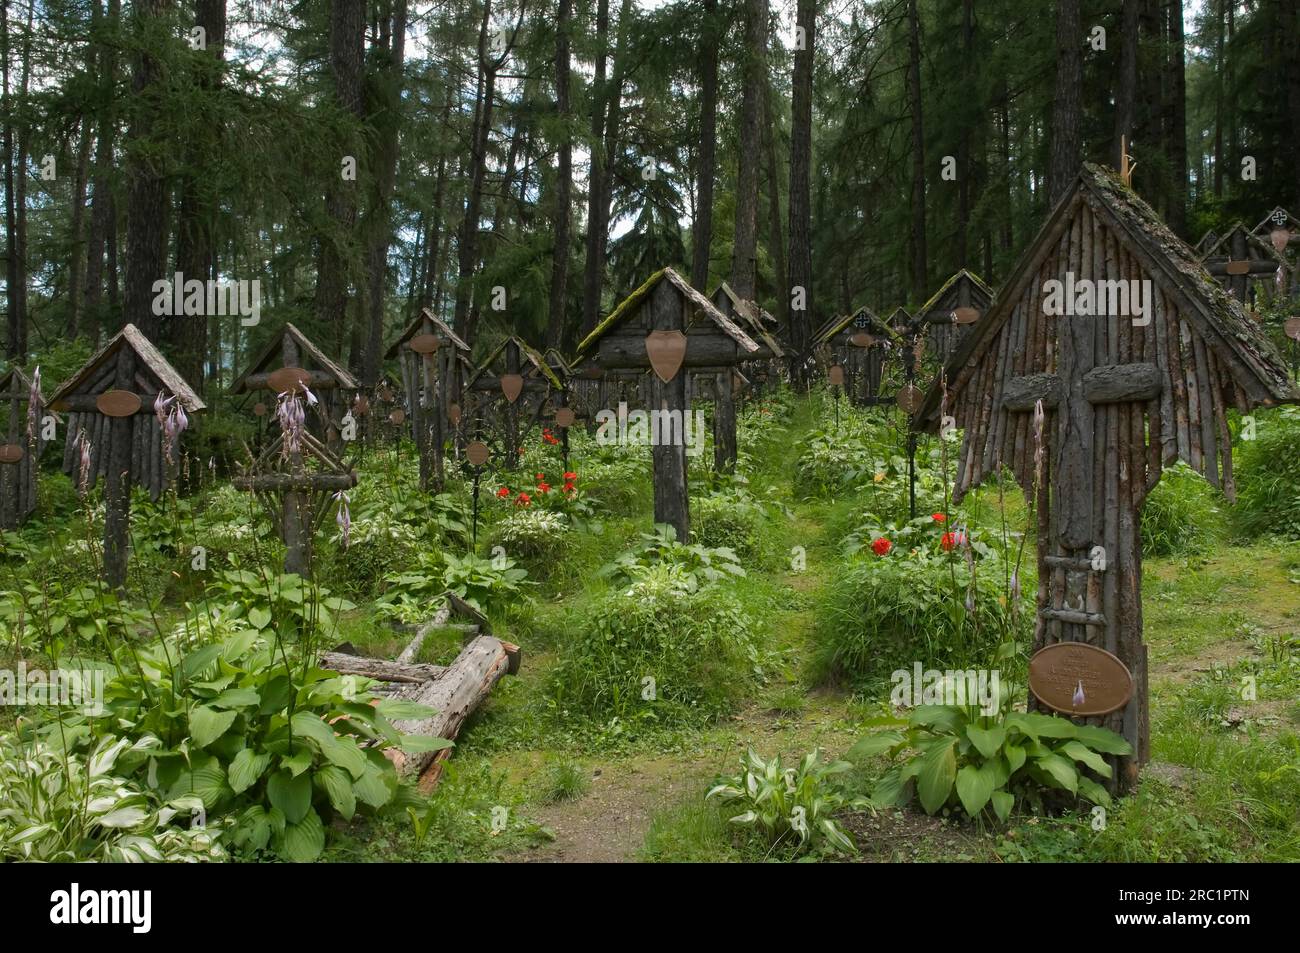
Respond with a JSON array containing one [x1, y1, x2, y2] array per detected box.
[[465, 338, 555, 465], [388, 308, 470, 491], [0, 368, 45, 530]]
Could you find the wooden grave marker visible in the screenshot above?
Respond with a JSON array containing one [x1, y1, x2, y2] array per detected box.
[[815, 306, 898, 407], [913, 269, 995, 363], [915, 164, 1299, 790], [575, 267, 760, 537], [0, 367, 48, 529], [386, 308, 471, 490], [464, 336, 560, 466], [1198, 221, 1289, 306], [49, 324, 205, 588]]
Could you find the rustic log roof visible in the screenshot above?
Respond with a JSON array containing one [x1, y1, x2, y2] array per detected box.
[[1197, 221, 1288, 266], [383, 308, 471, 360], [815, 305, 898, 345], [915, 269, 994, 317], [576, 267, 760, 356], [49, 323, 207, 413], [711, 282, 785, 357], [466, 336, 563, 390], [542, 348, 574, 379], [230, 322, 360, 393], [1251, 206, 1297, 237], [1193, 228, 1221, 256], [916, 163, 1299, 433]]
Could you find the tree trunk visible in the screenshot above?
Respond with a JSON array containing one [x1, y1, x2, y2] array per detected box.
[[123, 0, 172, 339], [956, 0, 974, 268], [1049, 0, 1082, 204], [67, 116, 93, 338], [906, 0, 926, 302], [579, 0, 610, 339], [547, 0, 573, 349], [787, 0, 814, 378], [730, 0, 766, 299], [85, 0, 121, 339], [1113, 0, 1138, 169], [761, 82, 786, 328], [691, 0, 719, 292], [1164, 0, 1187, 236]]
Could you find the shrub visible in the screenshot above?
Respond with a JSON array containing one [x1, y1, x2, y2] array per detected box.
[[1140, 461, 1226, 556], [320, 513, 425, 600], [813, 546, 1027, 688], [1233, 407, 1300, 539], [691, 487, 771, 562], [597, 524, 745, 592], [491, 507, 570, 566], [376, 550, 532, 623], [549, 564, 757, 724]]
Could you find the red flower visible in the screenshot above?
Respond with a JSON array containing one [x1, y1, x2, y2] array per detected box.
[[496, 486, 510, 498], [516, 492, 532, 506], [932, 512, 947, 523], [871, 538, 892, 556], [940, 530, 967, 551], [563, 471, 577, 481], [563, 481, 576, 493], [536, 473, 546, 480], [537, 481, 551, 493]]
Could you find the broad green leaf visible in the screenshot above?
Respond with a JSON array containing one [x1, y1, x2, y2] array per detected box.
[[210, 687, 260, 710], [1077, 776, 1113, 807], [228, 748, 272, 795], [1004, 743, 1026, 774], [280, 808, 325, 863], [965, 725, 1006, 760], [1008, 712, 1078, 739], [908, 706, 966, 734], [916, 737, 957, 814], [267, 768, 312, 825], [95, 806, 149, 829], [189, 706, 238, 748], [181, 644, 223, 679], [990, 790, 1015, 822], [247, 607, 273, 630], [1071, 724, 1134, 756], [167, 761, 228, 809], [375, 699, 439, 721], [398, 735, 454, 755], [846, 732, 906, 761], [1061, 740, 1113, 778], [954, 762, 996, 818], [353, 766, 393, 809], [316, 765, 356, 820], [1033, 753, 1079, 793]]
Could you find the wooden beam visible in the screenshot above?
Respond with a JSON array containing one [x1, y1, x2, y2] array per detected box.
[[1083, 362, 1162, 404], [597, 333, 739, 370], [1001, 373, 1063, 411]]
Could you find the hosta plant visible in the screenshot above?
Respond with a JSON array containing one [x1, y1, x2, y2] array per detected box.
[[849, 682, 1133, 822], [0, 733, 226, 862], [597, 524, 745, 592], [377, 550, 532, 622], [706, 748, 864, 857]]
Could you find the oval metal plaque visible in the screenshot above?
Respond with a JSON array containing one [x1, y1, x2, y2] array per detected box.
[[96, 389, 141, 418], [408, 333, 441, 355], [555, 407, 576, 428], [448, 403, 462, 425], [1225, 259, 1251, 276], [828, 365, 845, 387], [1029, 641, 1134, 717], [0, 444, 24, 464], [389, 408, 406, 425], [465, 441, 490, 467], [1286, 317, 1300, 341], [253, 402, 268, 417], [849, 332, 874, 348], [896, 384, 924, 414], [953, 307, 981, 325], [500, 374, 524, 404], [378, 385, 394, 402], [267, 366, 311, 394]]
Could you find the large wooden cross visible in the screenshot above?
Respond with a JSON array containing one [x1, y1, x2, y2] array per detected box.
[[0, 368, 44, 530]]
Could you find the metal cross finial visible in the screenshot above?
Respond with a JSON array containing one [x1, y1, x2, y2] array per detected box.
[[1271, 209, 1289, 228]]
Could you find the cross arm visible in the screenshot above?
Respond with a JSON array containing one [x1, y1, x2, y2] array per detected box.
[[1001, 363, 1161, 412]]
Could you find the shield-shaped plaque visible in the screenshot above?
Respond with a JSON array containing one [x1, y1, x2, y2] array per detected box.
[[465, 441, 490, 467], [849, 332, 874, 348], [828, 365, 845, 387], [1028, 641, 1134, 717], [500, 374, 524, 404], [555, 407, 576, 428], [253, 402, 268, 418], [1225, 259, 1251, 276], [1271, 228, 1291, 255], [96, 389, 142, 418], [448, 402, 462, 425], [0, 444, 24, 464], [267, 366, 311, 394], [354, 395, 370, 417], [1286, 317, 1300, 341], [409, 333, 440, 355], [952, 307, 981, 325], [378, 385, 394, 402], [645, 330, 687, 383], [896, 384, 924, 414], [390, 408, 406, 425]]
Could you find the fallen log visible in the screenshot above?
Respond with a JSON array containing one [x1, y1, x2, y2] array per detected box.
[[388, 634, 520, 789], [318, 653, 447, 684]]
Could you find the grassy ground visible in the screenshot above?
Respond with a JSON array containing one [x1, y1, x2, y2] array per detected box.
[[358, 395, 1300, 864]]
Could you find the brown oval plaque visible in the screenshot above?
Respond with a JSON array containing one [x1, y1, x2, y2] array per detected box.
[[1029, 641, 1134, 717], [0, 443, 24, 464], [645, 329, 688, 383], [465, 441, 490, 467], [1286, 317, 1300, 341], [555, 407, 576, 428], [253, 402, 268, 417], [96, 389, 141, 418], [849, 332, 874, 348], [448, 403, 462, 425], [353, 395, 370, 417], [1270, 227, 1291, 255], [267, 366, 311, 394], [952, 307, 981, 325], [378, 385, 394, 402], [828, 365, 845, 387], [500, 374, 524, 404], [1225, 259, 1251, 276], [389, 408, 406, 425], [896, 384, 924, 414], [408, 333, 441, 355]]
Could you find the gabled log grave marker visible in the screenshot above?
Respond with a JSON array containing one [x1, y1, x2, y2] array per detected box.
[[0, 367, 47, 530], [49, 324, 205, 588], [915, 164, 1299, 790], [1198, 221, 1289, 307], [386, 308, 471, 490], [575, 267, 760, 536], [816, 306, 897, 406], [914, 269, 995, 363], [464, 336, 560, 466]]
